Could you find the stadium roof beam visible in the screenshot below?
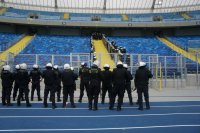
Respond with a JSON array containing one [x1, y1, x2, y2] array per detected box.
[[151, 0, 156, 11], [55, 0, 58, 8], [103, 0, 107, 14]]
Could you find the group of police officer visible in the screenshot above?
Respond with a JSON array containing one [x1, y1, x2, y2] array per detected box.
[[1, 60, 152, 111]]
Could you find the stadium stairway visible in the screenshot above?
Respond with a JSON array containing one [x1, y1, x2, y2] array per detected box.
[[180, 12, 192, 20], [157, 36, 200, 63], [0, 35, 34, 61], [121, 14, 129, 21], [63, 12, 69, 20], [92, 39, 115, 69]]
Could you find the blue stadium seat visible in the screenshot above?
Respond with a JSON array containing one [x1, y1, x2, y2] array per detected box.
[[15, 35, 90, 66], [0, 32, 22, 51]]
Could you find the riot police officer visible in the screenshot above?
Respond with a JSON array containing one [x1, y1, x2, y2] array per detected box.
[[13, 64, 24, 101], [1, 65, 14, 106], [110, 61, 129, 111], [17, 63, 31, 107], [101, 64, 112, 104], [123, 64, 133, 105], [30, 64, 42, 101], [88, 62, 101, 110], [53, 65, 62, 102], [78, 62, 90, 103], [42, 63, 57, 109], [135, 62, 153, 110], [61, 64, 77, 108]]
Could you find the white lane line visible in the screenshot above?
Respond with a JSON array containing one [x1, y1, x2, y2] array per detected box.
[[0, 125, 199, 132], [0, 113, 199, 118], [1, 105, 200, 110]]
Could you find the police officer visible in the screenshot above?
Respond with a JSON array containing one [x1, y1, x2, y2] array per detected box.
[[61, 64, 77, 108], [53, 65, 62, 102], [135, 62, 153, 110], [13, 64, 24, 101], [78, 62, 90, 103], [123, 64, 133, 105], [110, 61, 129, 111], [101, 64, 112, 104], [71, 67, 78, 91], [17, 63, 31, 107], [42, 63, 57, 109], [1, 65, 14, 106], [30, 64, 42, 101], [88, 62, 101, 110]]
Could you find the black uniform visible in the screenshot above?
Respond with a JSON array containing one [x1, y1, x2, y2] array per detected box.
[[124, 68, 133, 105], [54, 69, 62, 102], [42, 68, 57, 109], [78, 66, 90, 102], [61, 69, 78, 108], [88, 65, 101, 110], [13, 69, 24, 101], [1, 70, 14, 106], [30, 68, 42, 101], [110, 64, 128, 111], [101, 68, 112, 104], [135, 66, 153, 110], [17, 69, 31, 107]]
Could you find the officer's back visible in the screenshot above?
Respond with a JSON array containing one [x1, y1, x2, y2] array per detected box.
[[43, 68, 56, 86], [30, 68, 41, 82], [80, 65, 90, 82], [135, 63, 153, 87], [112, 62, 127, 85], [101, 67, 112, 84], [1, 67, 13, 87], [90, 65, 101, 81], [18, 69, 30, 87], [62, 68, 75, 86]]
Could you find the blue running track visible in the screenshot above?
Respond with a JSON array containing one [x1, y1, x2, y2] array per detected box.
[[0, 101, 200, 133]]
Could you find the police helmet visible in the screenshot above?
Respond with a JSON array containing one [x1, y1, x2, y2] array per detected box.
[[46, 63, 52, 68], [123, 64, 128, 68], [117, 61, 123, 65], [20, 63, 27, 70], [93, 60, 99, 67], [33, 64, 39, 69], [15, 64, 20, 69], [64, 64, 70, 69], [53, 65, 58, 69], [104, 64, 110, 68], [3, 65, 11, 71], [81, 62, 85, 66], [139, 61, 146, 67]]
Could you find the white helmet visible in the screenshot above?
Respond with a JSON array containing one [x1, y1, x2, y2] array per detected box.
[[104, 64, 110, 68], [15, 64, 20, 69], [93, 60, 99, 67], [117, 61, 123, 65], [20, 63, 27, 70], [71, 67, 74, 71], [33, 64, 39, 69], [3, 65, 11, 71], [64, 64, 70, 69], [123, 64, 128, 68], [139, 61, 146, 67], [46, 63, 52, 67], [53, 65, 58, 69], [81, 62, 85, 66]]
